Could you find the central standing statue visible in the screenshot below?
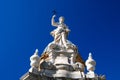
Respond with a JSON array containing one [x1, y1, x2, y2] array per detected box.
[[51, 15, 70, 49]]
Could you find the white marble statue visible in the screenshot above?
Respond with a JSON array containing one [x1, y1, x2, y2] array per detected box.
[[51, 15, 70, 48]]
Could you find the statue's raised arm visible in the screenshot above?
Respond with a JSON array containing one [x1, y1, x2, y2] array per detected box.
[[51, 15, 58, 27]]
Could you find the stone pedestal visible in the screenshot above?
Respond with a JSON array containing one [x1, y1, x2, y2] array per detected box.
[[38, 43, 85, 79], [41, 69, 84, 79]]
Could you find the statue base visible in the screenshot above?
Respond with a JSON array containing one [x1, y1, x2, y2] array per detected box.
[[40, 69, 84, 79]]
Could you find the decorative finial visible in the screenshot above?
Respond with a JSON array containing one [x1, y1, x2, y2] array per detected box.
[[85, 52, 97, 78], [29, 49, 40, 74]]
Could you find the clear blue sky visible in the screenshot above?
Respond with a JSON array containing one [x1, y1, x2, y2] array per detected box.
[[0, 0, 119, 80]]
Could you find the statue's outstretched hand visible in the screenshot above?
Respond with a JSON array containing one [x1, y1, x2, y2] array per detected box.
[[52, 15, 56, 18]]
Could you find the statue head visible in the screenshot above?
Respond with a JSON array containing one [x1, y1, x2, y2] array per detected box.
[[59, 16, 65, 23]]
